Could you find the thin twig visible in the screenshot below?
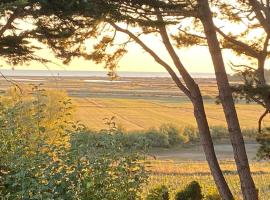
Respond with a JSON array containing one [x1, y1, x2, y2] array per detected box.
[[0, 71, 23, 94]]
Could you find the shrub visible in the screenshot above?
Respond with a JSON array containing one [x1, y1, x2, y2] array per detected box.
[[204, 185, 221, 200], [145, 128, 170, 148], [118, 131, 149, 150], [0, 86, 148, 199], [175, 181, 203, 200], [210, 126, 257, 140], [242, 128, 257, 139], [146, 185, 169, 200], [72, 129, 148, 200], [182, 126, 200, 143], [205, 194, 221, 200], [256, 130, 270, 160], [0, 86, 80, 199], [160, 124, 187, 146], [210, 126, 228, 140]]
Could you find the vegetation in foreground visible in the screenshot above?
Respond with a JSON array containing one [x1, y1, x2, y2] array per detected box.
[[0, 87, 147, 199], [1, 87, 270, 199]]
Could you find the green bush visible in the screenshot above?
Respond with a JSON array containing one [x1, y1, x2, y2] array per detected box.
[[0, 86, 147, 200], [0, 86, 80, 199], [256, 130, 270, 160], [175, 181, 203, 200], [160, 124, 187, 146], [183, 126, 200, 143], [242, 128, 257, 139], [204, 185, 221, 200], [117, 131, 149, 150], [75, 133, 147, 200], [146, 185, 169, 200], [210, 126, 228, 140], [205, 194, 221, 200], [70, 124, 257, 151], [72, 125, 148, 199], [145, 128, 170, 148], [210, 126, 257, 140]]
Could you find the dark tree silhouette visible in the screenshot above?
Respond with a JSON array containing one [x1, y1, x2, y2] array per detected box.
[[0, 1, 47, 65]]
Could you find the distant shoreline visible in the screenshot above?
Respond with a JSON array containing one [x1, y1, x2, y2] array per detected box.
[[0, 69, 217, 79]]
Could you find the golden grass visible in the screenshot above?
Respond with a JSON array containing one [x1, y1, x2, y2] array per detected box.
[[73, 97, 270, 131], [1, 77, 265, 131], [145, 160, 270, 200], [147, 160, 270, 174]]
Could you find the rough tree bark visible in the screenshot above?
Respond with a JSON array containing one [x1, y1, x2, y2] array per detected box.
[[192, 86, 234, 200], [258, 57, 266, 85], [197, 0, 258, 199]]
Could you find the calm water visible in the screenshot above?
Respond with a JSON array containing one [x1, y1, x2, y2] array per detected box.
[[0, 69, 216, 78]]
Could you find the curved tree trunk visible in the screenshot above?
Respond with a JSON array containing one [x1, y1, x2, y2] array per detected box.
[[258, 57, 266, 85], [258, 109, 268, 133], [197, 0, 258, 199], [155, 18, 233, 198], [191, 85, 234, 199], [110, 21, 233, 199]]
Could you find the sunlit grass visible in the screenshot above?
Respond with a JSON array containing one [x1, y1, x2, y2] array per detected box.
[[144, 160, 270, 200], [74, 97, 270, 131]]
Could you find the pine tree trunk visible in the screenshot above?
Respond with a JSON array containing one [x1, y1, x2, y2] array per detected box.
[[111, 20, 233, 199], [197, 1, 258, 199], [191, 85, 234, 200], [258, 57, 266, 85], [156, 21, 233, 199]]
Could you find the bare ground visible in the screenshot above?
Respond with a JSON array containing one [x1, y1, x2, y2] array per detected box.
[[150, 142, 259, 161]]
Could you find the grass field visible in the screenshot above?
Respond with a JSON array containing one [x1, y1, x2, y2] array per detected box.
[[2, 76, 267, 131], [145, 161, 270, 199], [2, 75, 267, 134], [73, 97, 270, 131]]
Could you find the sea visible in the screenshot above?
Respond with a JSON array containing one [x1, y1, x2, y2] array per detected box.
[[0, 69, 216, 79]]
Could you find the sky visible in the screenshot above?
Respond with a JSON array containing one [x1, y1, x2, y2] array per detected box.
[[0, 39, 245, 74], [0, 23, 261, 74], [1, 2, 268, 75]]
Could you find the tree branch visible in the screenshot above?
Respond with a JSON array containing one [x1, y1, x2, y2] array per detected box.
[[229, 62, 257, 71], [216, 26, 260, 58], [108, 22, 192, 99], [250, 96, 266, 108], [263, 33, 270, 53], [0, 9, 20, 37], [258, 109, 269, 133], [178, 28, 207, 40], [0, 71, 22, 94], [248, 0, 270, 33], [156, 10, 198, 97]]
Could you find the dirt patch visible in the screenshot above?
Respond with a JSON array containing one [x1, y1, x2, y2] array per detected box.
[[151, 143, 259, 161]]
